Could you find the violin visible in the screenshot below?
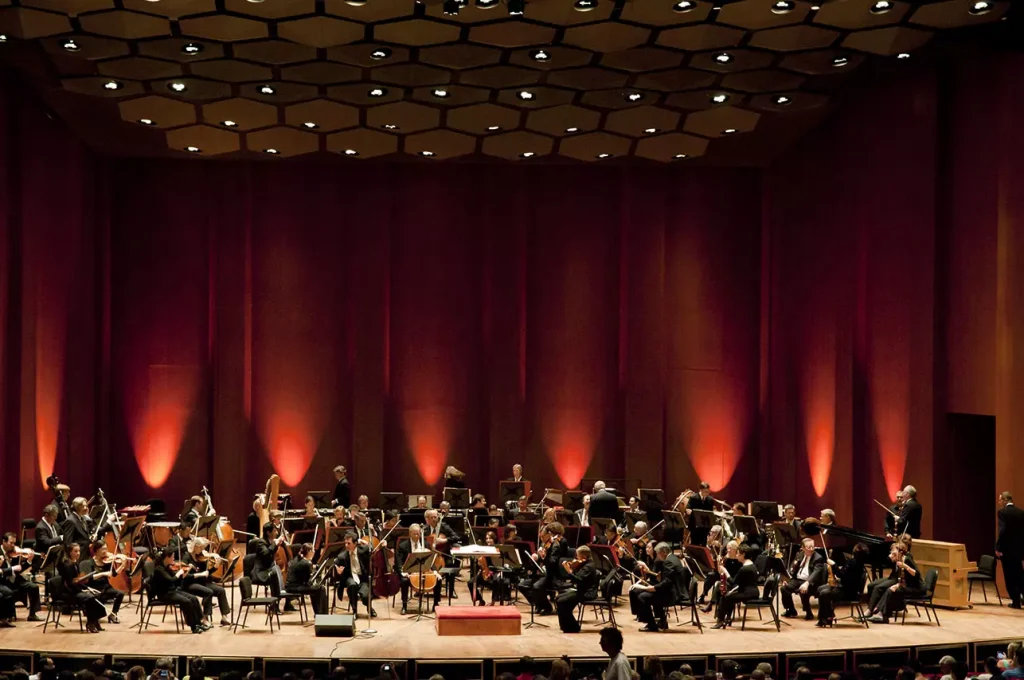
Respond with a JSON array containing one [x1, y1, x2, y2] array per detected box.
[[563, 557, 588, 574], [478, 555, 494, 581]]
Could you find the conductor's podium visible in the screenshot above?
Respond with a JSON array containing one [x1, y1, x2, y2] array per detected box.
[[914, 539, 978, 608], [435, 605, 522, 636]]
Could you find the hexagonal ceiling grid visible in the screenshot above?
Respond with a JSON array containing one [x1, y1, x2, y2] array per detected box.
[[0, 0, 1009, 161]]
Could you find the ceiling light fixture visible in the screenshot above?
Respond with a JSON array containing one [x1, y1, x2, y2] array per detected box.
[[711, 93, 729, 104], [969, 0, 992, 14], [520, 151, 536, 158], [345, 0, 368, 5], [63, 39, 80, 52], [168, 81, 187, 92], [138, 118, 156, 126], [774, 94, 791, 105], [370, 47, 392, 60], [832, 55, 849, 67], [182, 42, 203, 54], [477, 0, 500, 7], [443, 0, 461, 15], [222, 120, 238, 127], [0, 35, 7, 43], [508, 0, 525, 15], [674, 154, 688, 159], [245, 0, 265, 3], [810, 4, 820, 8], [432, 88, 450, 98], [574, 0, 597, 10], [565, 126, 579, 133], [771, 0, 795, 13], [517, 90, 535, 100], [369, 87, 388, 97], [303, 121, 318, 129], [597, 153, 612, 159], [487, 125, 501, 131], [103, 80, 122, 90], [419, 150, 436, 157], [672, 1, 695, 12], [870, 0, 892, 13], [383, 123, 399, 130], [264, 148, 279, 155], [186, 146, 201, 153], [258, 85, 276, 95], [897, 52, 910, 59], [530, 49, 551, 62], [723, 128, 737, 134], [644, 127, 659, 134], [343, 149, 359, 156], [625, 91, 643, 102], [714, 52, 733, 64]]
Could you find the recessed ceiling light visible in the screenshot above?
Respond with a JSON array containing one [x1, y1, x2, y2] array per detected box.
[[517, 90, 535, 100], [443, 0, 460, 15], [259, 85, 276, 95], [723, 128, 737, 135], [369, 87, 388, 97], [833, 55, 850, 67], [103, 80, 122, 91], [371, 47, 392, 60], [870, 0, 892, 13], [383, 123, 399, 130], [264, 148, 279, 155], [419, 150, 436, 157], [168, 81, 187, 93], [774, 95, 791, 105], [771, 0, 794, 13], [345, 0, 367, 5], [673, 154, 688, 159], [432, 88, 450, 98], [625, 92, 643, 102], [565, 126, 579, 133], [969, 0, 992, 14], [63, 39, 80, 52], [487, 125, 501, 131], [574, 0, 597, 10], [343, 149, 359, 156], [303, 121, 318, 129], [508, 0, 525, 15], [810, 4, 820, 9], [897, 52, 910, 59], [520, 151, 536, 158], [711, 93, 730, 104], [672, 1, 695, 12], [246, 0, 265, 3], [0, 35, 7, 43], [644, 127, 659, 134], [476, 0, 500, 8], [714, 52, 733, 64], [222, 120, 238, 127], [597, 153, 612, 159], [530, 49, 551, 62], [138, 118, 156, 126], [182, 42, 203, 54], [186, 146, 201, 153]]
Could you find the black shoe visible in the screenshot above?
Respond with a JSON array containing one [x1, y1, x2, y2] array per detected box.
[[0, 621, 14, 629], [804, 612, 814, 621], [107, 614, 119, 624], [370, 608, 377, 618], [639, 624, 660, 632], [538, 609, 554, 616], [1010, 602, 1022, 609], [451, 592, 458, 599], [401, 605, 408, 615], [711, 621, 727, 630], [192, 625, 204, 634], [658, 618, 668, 630], [27, 613, 42, 622], [782, 610, 799, 618], [284, 604, 298, 612]]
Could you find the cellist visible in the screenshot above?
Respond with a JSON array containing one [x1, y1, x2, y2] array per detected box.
[[286, 542, 327, 614], [395, 523, 441, 614]]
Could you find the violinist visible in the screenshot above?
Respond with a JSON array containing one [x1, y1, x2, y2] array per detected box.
[[711, 544, 761, 629], [521, 522, 569, 616], [396, 523, 440, 614], [817, 542, 869, 627], [473, 531, 502, 606], [250, 523, 285, 592], [542, 507, 557, 524], [685, 483, 716, 546], [286, 542, 327, 615], [330, 506, 347, 528], [515, 496, 530, 516], [1, 533, 41, 621], [423, 509, 460, 599], [351, 513, 375, 542], [864, 538, 909, 617], [781, 537, 825, 620], [78, 541, 125, 624], [184, 537, 231, 627], [35, 504, 63, 554], [57, 543, 107, 633], [152, 549, 208, 634], [867, 539, 922, 624], [700, 537, 740, 613], [334, 532, 375, 619], [62, 497, 94, 552], [556, 545, 598, 633], [167, 521, 193, 557], [633, 542, 684, 633]]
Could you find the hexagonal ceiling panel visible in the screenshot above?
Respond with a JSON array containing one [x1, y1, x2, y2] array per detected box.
[[3, 0, 1009, 162]]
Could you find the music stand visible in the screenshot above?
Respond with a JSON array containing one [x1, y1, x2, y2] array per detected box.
[[443, 487, 470, 510], [400, 512, 426, 527], [513, 520, 540, 546], [750, 501, 782, 525], [513, 512, 539, 522], [495, 545, 521, 606], [623, 511, 646, 534], [475, 513, 505, 527], [591, 518, 616, 543], [307, 491, 331, 509], [327, 527, 350, 545], [733, 515, 759, 540], [444, 515, 467, 538], [662, 510, 686, 545], [562, 490, 585, 512], [196, 514, 220, 539], [589, 544, 619, 571], [564, 525, 592, 548], [498, 481, 528, 505], [556, 508, 577, 527], [691, 509, 717, 534], [379, 493, 404, 513], [638, 488, 665, 508], [403, 551, 438, 621], [683, 545, 715, 579]]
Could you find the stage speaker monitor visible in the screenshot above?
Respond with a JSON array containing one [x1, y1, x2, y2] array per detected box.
[[314, 614, 355, 637]]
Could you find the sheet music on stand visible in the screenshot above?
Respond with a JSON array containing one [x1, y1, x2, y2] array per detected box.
[[683, 544, 715, 578], [623, 511, 647, 533], [195, 514, 220, 540]]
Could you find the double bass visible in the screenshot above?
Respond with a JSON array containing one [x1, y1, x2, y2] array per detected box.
[[372, 523, 401, 599]]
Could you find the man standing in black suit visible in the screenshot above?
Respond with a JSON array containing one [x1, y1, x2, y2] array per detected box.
[[685, 483, 716, 546], [332, 466, 350, 509], [896, 485, 923, 539], [61, 497, 95, 554], [997, 491, 1024, 609], [885, 490, 905, 536], [334, 532, 375, 618], [588, 481, 619, 522], [781, 538, 825, 620]]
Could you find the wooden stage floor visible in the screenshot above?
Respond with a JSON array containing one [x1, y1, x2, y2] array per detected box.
[[1, 588, 1022, 662]]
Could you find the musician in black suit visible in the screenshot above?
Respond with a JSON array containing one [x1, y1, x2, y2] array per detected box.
[[0, 532, 41, 621], [781, 538, 826, 620], [884, 491, 905, 536], [817, 543, 869, 627], [57, 544, 107, 633], [286, 543, 327, 615], [711, 545, 761, 628], [62, 497, 95, 553], [395, 524, 441, 614], [35, 505, 63, 554], [423, 509, 461, 598], [556, 545, 599, 633], [869, 545, 923, 623], [997, 491, 1024, 609], [151, 549, 207, 634], [334, 532, 375, 618], [249, 523, 285, 592], [634, 542, 684, 632], [181, 495, 203, 526], [166, 521, 193, 558], [520, 522, 569, 615], [78, 541, 125, 624], [332, 466, 350, 508], [588, 481, 620, 522], [685, 483, 717, 546], [896, 485, 922, 539]]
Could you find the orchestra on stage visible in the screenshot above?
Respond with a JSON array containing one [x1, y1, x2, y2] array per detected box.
[[0, 466, 1019, 635]]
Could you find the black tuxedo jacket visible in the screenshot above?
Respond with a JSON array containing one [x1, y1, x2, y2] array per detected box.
[[334, 546, 372, 586], [997, 503, 1024, 558], [61, 513, 93, 550], [286, 557, 313, 590], [395, 537, 430, 573], [424, 521, 461, 545], [653, 553, 685, 604], [728, 562, 761, 599], [897, 499, 923, 538], [567, 561, 599, 600], [588, 490, 619, 521], [333, 478, 351, 508], [542, 538, 570, 574], [34, 519, 62, 552], [791, 551, 826, 589], [249, 538, 278, 581], [885, 503, 902, 535]]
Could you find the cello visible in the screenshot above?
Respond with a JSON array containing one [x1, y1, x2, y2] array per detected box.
[[372, 521, 401, 600]]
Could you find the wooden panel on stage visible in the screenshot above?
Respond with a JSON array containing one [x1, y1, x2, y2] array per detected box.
[[435, 605, 521, 637], [914, 539, 978, 608]]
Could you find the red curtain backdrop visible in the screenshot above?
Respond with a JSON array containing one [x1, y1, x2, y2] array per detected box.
[[4, 56, 1024, 544]]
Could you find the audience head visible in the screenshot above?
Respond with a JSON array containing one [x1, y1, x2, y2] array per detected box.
[[550, 660, 570, 680], [755, 663, 773, 679], [188, 659, 206, 679], [599, 626, 624, 656], [593, 481, 606, 493], [721, 660, 740, 680], [750, 673, 766, 680], [126, 668, 146, 680]]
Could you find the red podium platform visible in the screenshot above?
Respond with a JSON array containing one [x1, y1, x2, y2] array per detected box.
[[435, 605, 522, 636]]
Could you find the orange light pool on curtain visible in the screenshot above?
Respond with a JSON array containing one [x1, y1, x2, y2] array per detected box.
[[128, 365, 200, 489]]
